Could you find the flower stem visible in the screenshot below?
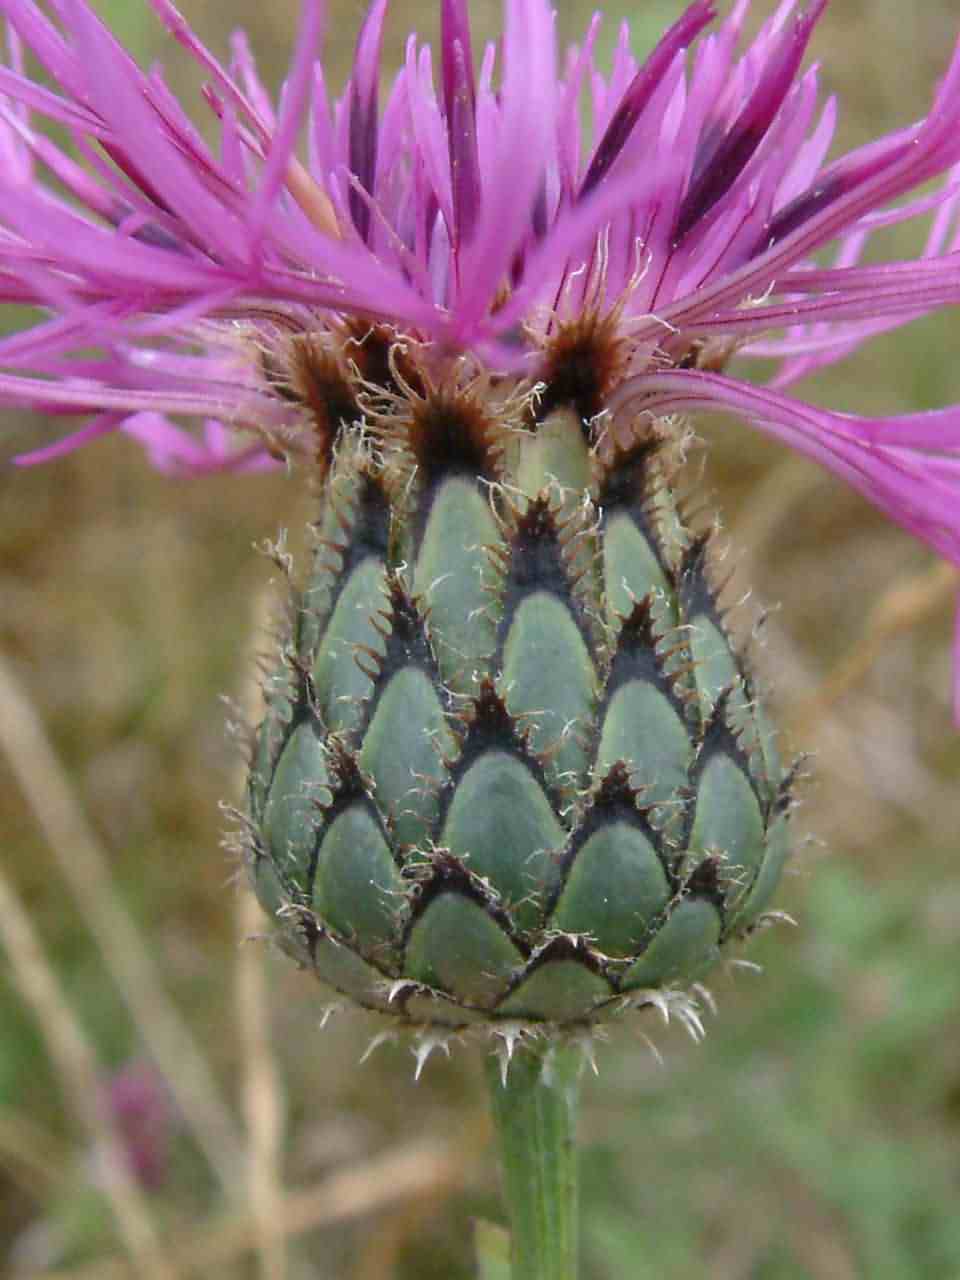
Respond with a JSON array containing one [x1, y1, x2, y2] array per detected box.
[[484, 1040, 582, 1280]]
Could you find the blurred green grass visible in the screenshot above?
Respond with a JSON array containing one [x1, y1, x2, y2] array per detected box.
[[2, 2, 960, 1277]]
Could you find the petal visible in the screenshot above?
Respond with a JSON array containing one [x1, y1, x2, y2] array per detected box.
[[59, 0, 248, 262], [672, 0, 824, 242], [610, 368, 960, 565], [579, 1, 715, 199], [453, 0, 556, 337], [11, 409, 123, 464], [347, 0, 387, 242], [441, 0, 481, 244], [246, 0, 325, 245]]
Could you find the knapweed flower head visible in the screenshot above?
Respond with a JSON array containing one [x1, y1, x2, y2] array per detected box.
[[2, 0, 960, 699], [3, 0, 960, 1037]]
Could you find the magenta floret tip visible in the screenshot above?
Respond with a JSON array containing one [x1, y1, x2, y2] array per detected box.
[[1, 0, 959, 710]]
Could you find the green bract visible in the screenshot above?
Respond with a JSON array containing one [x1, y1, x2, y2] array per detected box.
[[246, 337, 793, 1030]]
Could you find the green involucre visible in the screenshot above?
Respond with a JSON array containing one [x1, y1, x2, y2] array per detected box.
[[248, 374, 793, 1030]]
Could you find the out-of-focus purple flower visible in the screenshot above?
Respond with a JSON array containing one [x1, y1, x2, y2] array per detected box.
[[100, 1061, 173, 1191], [1, 0, 959, 708]]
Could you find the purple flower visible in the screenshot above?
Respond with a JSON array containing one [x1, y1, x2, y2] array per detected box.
[[100, 1061, 173, 1191], [1, 0, 960, 710]]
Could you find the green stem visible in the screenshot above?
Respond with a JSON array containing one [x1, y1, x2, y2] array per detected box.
[[484, 1039, 582, 1280]]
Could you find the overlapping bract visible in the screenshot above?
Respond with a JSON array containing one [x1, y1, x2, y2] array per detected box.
[[246, 364, 793, 1027]]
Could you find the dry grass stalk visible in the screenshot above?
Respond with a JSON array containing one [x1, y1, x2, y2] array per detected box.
[[0, 868, 178, 1280], [0, 653, 244, 1195], [237, 891, 287, 1280], [30, 1137, 462, 1279], [0, 1106, 71, 1202], [790, 560, 956, 739], [233, 583, 288, 1280]]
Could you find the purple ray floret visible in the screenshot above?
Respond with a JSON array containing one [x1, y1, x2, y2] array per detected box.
[[579, 1, 716, 200], [2, 0, 960, 717], [673, 0, 826, 243]]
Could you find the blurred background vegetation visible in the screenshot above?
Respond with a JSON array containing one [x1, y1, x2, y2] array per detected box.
[[2, 1, 959, 1276]]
